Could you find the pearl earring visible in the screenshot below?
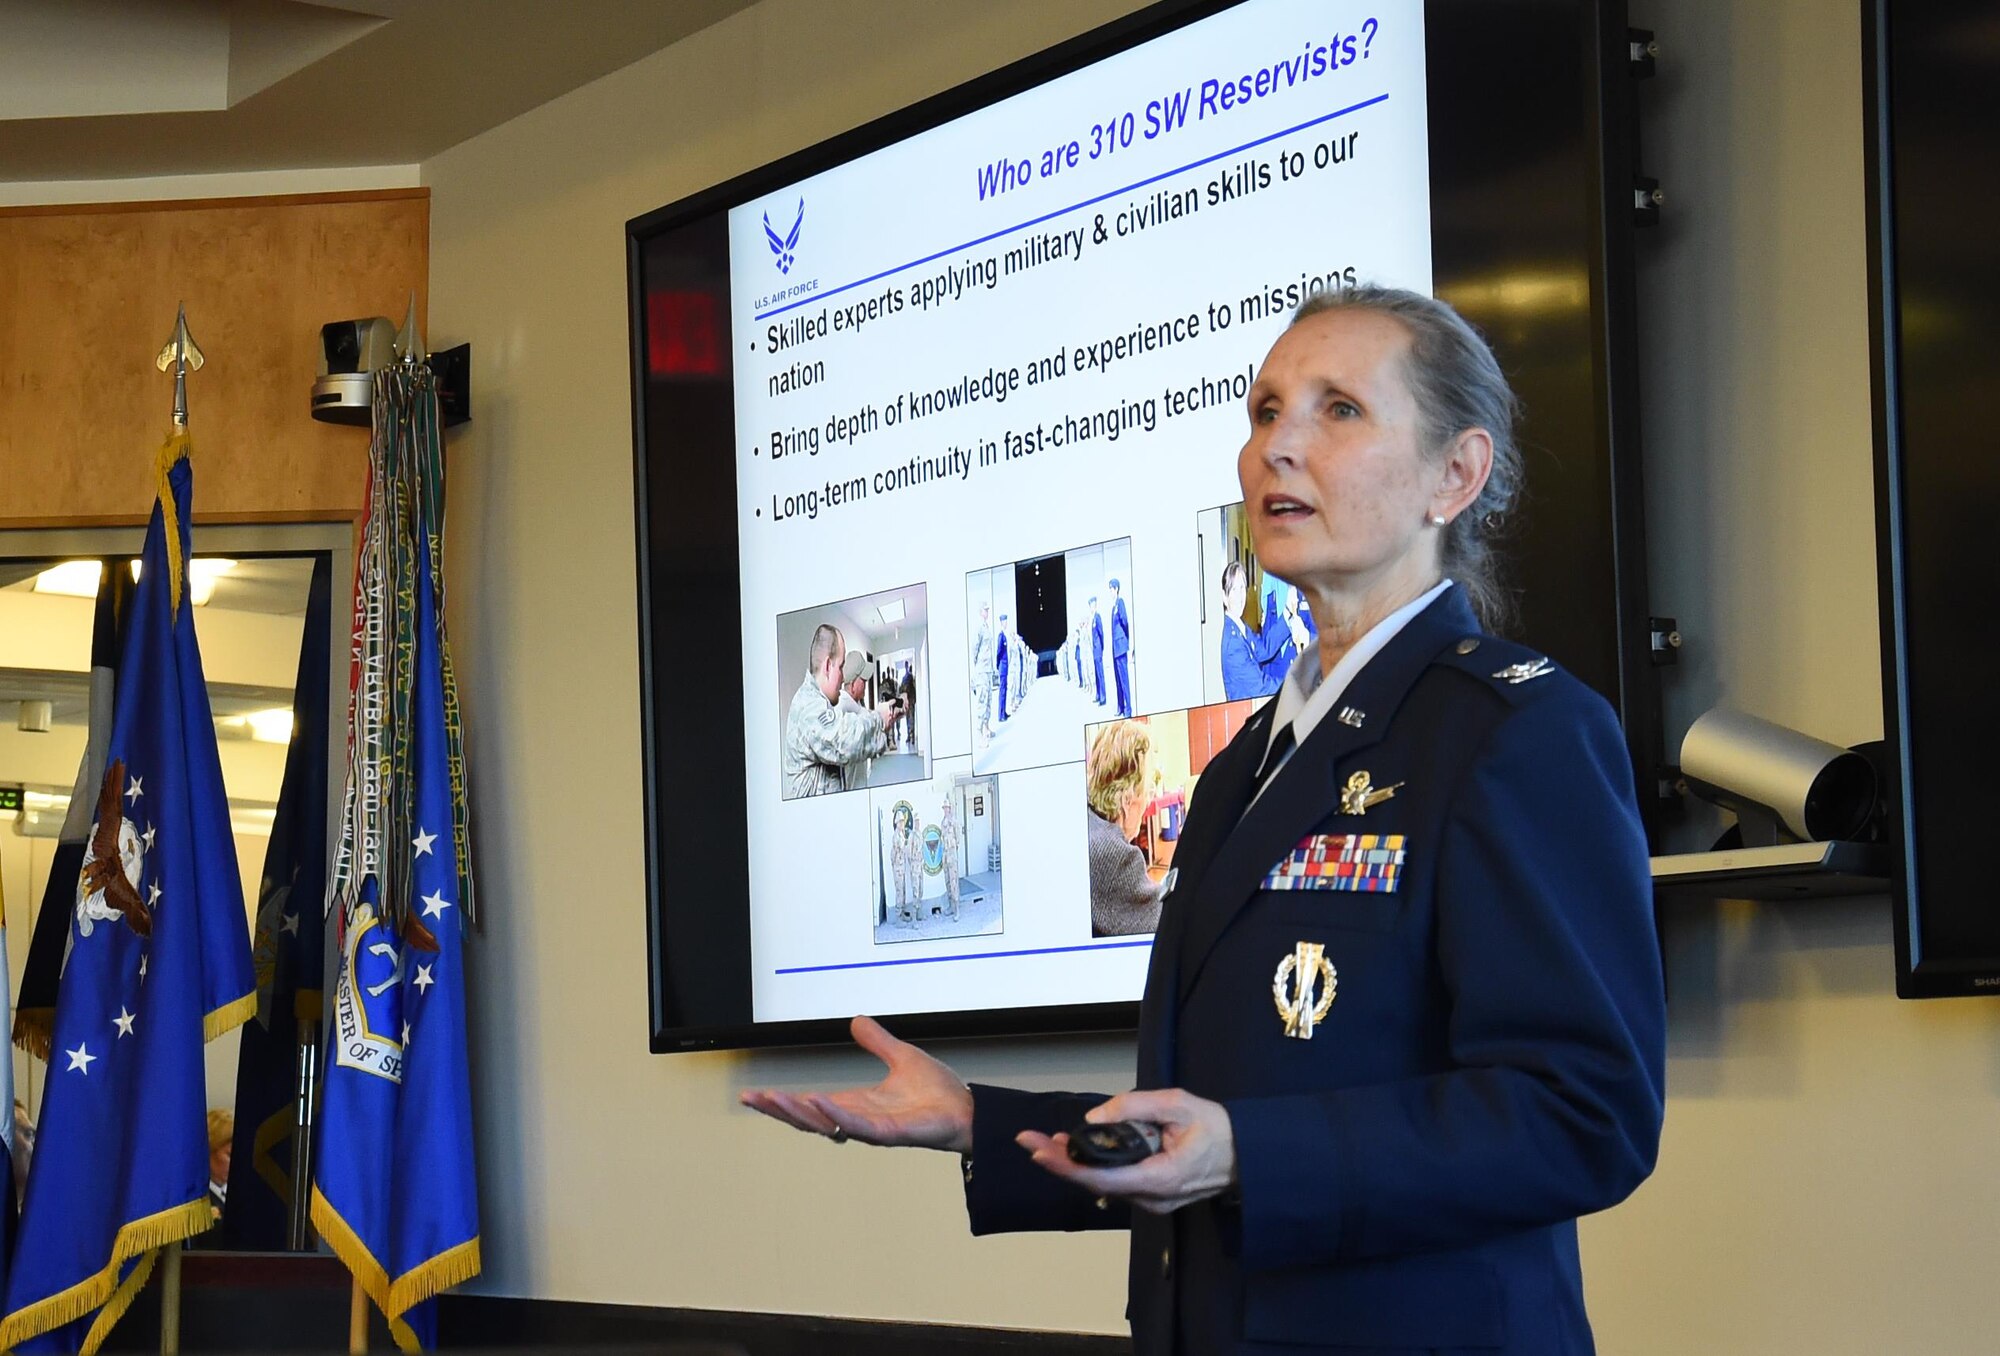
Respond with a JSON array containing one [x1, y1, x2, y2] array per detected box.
[[1428, 513, 1447, 528]]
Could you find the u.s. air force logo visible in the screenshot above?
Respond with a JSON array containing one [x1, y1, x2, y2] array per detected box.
[[764, 198, 804, 274], [334, 895, 405, 1083]]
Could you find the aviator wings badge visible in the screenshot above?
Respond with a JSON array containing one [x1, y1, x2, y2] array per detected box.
[[1339, 770, 1402, 816]]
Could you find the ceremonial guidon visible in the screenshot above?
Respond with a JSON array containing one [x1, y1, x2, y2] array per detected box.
[[964, 584, 1665, 1356]]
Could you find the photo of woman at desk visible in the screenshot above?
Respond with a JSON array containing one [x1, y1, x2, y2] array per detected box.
[[1084, 701, 1255, 937]]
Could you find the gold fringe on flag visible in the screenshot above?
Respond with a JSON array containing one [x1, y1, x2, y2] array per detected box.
[[12, 1008, 54, 1061], [155, 430, 189, 617], [0, 1197, 212, 1354], [203, 989, 256, 1044], [311, 1187, 480, 1354], [387, 1236, 483, 1316]]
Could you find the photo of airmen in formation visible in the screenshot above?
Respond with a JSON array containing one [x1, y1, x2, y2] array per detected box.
[[773, 583, 932, 799], [869, 759, 1003, 944], [1195, 500, 1317, 703], [965, 537, 1136, 776]]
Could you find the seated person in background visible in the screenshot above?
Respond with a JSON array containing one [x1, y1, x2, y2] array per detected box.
[[207, 1109, 233, 1219], [1084, 719, 1164, 937], [11, 1099, 34, 1203]]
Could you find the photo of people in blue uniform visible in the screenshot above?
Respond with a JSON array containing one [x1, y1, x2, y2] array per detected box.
[[965, 537, 1135, 776], [1196, 499, 1317, 703]]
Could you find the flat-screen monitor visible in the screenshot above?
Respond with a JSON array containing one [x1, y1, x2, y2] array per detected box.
[[1864, 0, 2000, 997], [629, 0, 1655, 1050]]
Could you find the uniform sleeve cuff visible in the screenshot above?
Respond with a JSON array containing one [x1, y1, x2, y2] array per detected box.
[[964, 1084, 1115, 1235], [1226, 1096, 1345, 1271]]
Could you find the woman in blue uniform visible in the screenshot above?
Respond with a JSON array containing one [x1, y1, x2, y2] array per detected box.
[[744, 287, 1665, 1356], [1217, 560, 1299, 700]]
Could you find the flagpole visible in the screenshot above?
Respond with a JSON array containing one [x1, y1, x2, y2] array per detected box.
[[155, 305, 202, 1356], [348, 1276, 368, 1353], [158, 1246, 181, 1355]]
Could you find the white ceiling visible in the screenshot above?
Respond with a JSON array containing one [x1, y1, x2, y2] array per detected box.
[[0, 0, 759, 182]]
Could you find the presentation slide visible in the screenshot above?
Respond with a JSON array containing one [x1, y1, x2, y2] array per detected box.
[[728, 0, 1431, 1023]]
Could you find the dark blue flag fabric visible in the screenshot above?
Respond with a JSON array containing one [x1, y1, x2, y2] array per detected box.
[[313, 363, 479, 1351], [0, 434, 256, 1354], [222, 555, 333, 1248]]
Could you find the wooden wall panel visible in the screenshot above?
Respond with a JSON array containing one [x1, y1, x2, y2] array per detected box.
[[0, 189, 427, 527]]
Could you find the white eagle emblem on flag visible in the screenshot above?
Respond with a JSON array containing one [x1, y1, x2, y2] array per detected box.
[[75, 758, 150, 939]]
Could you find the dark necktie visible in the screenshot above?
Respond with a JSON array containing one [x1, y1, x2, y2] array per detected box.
[[1254, 722, 1296, 790]]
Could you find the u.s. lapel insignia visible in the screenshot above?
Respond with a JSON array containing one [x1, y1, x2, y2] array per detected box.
[[1339, 770, 1403, 816], [1492, 656, 1554, 684], [1337, 706, 1365, 728], [1272, 941, 1337, 1038]]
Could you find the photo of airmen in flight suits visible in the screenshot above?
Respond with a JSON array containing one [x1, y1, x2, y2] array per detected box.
[[773, 582, 932, 801], [966, 536, 1135, 777], [868, 758, 1003, 945], [1195, 500, 1317, 704]]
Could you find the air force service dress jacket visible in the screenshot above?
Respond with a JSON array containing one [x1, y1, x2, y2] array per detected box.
[[962, 585, 1665, 1355]]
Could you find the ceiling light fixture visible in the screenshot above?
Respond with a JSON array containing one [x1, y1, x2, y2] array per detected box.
[[242, 708, 295, 745], [30, 561, 104, 598], [129, 557, 237, 606]]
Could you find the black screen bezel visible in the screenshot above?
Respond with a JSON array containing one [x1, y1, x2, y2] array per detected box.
[[1864, 0, 2000, 997], [629, 0, 1652, 1051]]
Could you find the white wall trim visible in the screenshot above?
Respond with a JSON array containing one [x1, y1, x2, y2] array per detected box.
[[0, 164, 420, 207]]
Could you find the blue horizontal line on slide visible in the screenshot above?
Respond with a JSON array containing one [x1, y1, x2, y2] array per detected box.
[[776, 938, 1152, 974]]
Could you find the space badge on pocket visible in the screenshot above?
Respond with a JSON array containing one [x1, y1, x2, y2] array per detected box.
[[1261, 833, 1405, 892]]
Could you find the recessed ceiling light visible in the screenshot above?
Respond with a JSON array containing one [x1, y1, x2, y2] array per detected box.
[[31, 561, 103, 598], [241, 708, 294, 745], [877, 598, 906, 626], [130, 557, 236, 606]]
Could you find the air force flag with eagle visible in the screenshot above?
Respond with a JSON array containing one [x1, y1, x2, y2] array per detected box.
[[0, 435, 255, 1354], [312, 523, 479, 1352]]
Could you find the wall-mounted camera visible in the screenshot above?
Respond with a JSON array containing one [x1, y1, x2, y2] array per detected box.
[[311, 317, 471, 428], [1679, 708, 1879, 846], [310, 317, 397, 426]]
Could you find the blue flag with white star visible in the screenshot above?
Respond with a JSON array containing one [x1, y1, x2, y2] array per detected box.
[[0, 436, 255, 1354], [312, 445, 479, 1350]]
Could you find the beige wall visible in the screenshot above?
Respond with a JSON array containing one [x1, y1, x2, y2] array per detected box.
[[1580, 3, 2000, 1353], [425, 0, 2000, 1351]]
